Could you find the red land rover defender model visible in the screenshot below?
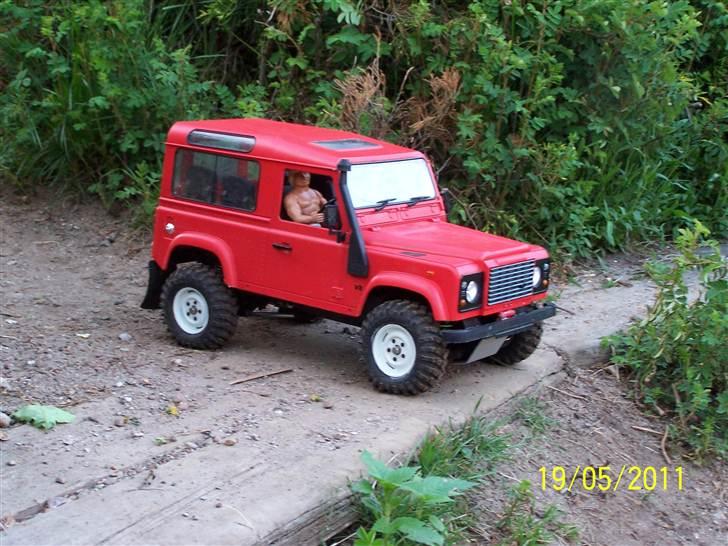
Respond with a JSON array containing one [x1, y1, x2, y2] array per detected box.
[[142, 119, 555, 394]]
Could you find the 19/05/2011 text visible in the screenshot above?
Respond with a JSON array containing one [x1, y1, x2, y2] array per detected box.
[[539, 466, 683, 493]]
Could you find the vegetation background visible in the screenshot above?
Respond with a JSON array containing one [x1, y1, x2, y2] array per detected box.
[[1, 0, 726, 256]]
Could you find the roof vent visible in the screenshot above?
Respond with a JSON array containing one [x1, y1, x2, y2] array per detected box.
[[313, 139, 380, 150]]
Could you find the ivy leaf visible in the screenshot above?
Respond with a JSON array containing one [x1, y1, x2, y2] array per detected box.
[[12, 405, 75, 430]]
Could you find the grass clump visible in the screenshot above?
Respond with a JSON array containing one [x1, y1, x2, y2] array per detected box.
[[605, 222, 727, 457], [515, 398, 555, 435], [416, 417, 511, 480], [495, 480, 579, 545]]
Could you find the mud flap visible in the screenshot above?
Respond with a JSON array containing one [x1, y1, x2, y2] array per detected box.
[[141, 261, 165, 309]]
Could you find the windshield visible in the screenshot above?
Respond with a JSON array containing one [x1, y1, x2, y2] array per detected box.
[[347, 159, 436, 209]]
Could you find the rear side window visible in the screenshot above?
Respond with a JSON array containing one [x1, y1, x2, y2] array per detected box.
[[172, 149, 260, 212]]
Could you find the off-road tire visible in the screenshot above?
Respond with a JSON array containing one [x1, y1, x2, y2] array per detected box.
[[161, 263, 238, 349], [488, 322, 543, 366], [361, 300, 448, 395]]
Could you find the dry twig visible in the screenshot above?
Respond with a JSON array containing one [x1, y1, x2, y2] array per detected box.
[[546, 385, 588, 401], [661, 427, 672, 465], [230, 368, 292, 386], [631, 425, 663, 436]]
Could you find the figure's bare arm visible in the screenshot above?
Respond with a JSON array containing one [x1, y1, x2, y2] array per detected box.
[[315, 190, 327, 208]]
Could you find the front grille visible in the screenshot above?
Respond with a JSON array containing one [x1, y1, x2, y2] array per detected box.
[[487, 260, 535, 305]]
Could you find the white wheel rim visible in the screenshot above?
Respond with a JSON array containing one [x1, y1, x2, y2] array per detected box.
[[173, 288, 209, 334], [372, 324, 417, 378]]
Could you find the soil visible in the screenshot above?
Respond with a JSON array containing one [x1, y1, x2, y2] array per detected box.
[[472, 369, 727, 546]]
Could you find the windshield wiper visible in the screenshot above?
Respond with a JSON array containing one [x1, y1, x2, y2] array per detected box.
[[406, 195, 432, 207], [373, 198, 397, 211]]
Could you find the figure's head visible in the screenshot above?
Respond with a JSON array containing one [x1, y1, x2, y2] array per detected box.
[[289, 170, 310, 188]]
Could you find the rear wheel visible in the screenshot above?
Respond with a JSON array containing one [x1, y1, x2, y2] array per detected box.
[[361, 300, 447, 395], [488, 322, 543, 365], [161, 263, 238, 349]]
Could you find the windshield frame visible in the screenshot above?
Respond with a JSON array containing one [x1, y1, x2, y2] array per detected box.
[[346, 157, 438, 211]]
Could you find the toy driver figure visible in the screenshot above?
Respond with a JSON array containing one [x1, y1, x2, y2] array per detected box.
[[284, 170, 327, 225]]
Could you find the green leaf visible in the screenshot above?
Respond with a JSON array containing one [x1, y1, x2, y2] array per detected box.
[[12, 405, 75, 430], [392, 517, 443, 546], [400, 476, 475, 503], [360, 451, 419, 486], [351, 479, 373, 495]]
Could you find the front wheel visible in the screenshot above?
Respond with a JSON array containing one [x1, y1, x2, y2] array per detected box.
[[488, 322, 543, 366], [161, 263, 238, 349], [360, 300, 447, 395]]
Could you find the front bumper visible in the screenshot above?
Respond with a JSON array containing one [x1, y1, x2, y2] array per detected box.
[[442, 303, 556, 344]]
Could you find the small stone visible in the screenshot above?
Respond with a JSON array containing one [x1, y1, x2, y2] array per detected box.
[[185, 441, 198, 449], [323, 401, 334, 410], [0, 378, 10, 389], [223, 438, 237, 447], [118, 332, 132, 342], [113, 417, 126, 427], [27, 360, 36, 366], [181, 512, 189, 518], [45, 497, 66, 510], [131, 432, 144, 439], [215, 502, 223, 508], [0, 412, 11, 428], [173, 358, 183, 366], [248, 433, 260, 441], [114, 381, 124, 388], [55, 477, 66, 484], [7, 460, 17, 466]]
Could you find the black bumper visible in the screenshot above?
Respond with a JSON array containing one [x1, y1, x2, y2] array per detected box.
[[442, 303, 556, 344]]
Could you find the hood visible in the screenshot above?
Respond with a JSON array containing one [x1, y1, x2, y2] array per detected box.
[[362, 220, 538, 263]]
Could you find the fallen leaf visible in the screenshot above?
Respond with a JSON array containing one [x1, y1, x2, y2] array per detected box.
[[12, 405, 75, 430], [166, 405, 179, 417], [309, 394, 322, 402]]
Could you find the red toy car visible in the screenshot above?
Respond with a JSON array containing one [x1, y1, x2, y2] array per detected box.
[[142, 119, 555, 394]]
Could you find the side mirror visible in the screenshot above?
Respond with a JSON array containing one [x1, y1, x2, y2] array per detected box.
[[440, 187, 453, 215], [323, 202, 342, 231]]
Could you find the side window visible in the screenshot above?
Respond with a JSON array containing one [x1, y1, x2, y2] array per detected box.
[[280, 170, 334, 225], [172, 149, 260, 212]]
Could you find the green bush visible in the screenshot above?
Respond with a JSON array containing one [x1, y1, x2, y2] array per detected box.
[[605, 223, 727, 457], [0, 0, 266, 219], [1, 1, 726, 252]]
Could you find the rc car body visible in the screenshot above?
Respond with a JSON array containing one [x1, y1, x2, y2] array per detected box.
[[142, 118, 555, 394]]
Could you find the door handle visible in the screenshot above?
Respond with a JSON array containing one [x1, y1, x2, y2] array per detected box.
[[272, 242, 292, 251]]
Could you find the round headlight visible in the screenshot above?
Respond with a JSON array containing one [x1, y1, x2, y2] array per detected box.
[[532, 266, 542, 287], [465, 280, 479, 303]]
